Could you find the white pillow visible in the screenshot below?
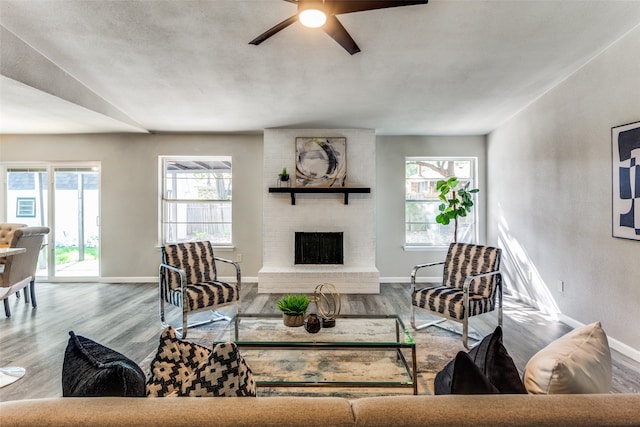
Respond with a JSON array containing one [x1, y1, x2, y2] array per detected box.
[[523, 321, 612, 394]]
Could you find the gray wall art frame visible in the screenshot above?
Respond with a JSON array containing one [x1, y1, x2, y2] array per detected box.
[[295, 137, 347, 188], [611, 121, 640, 240]]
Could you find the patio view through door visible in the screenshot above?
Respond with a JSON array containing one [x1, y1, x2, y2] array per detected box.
[[3, 164, 100, 279]]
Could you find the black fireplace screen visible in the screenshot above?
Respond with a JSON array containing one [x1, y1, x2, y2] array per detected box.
[[295, 232, 344, 265]]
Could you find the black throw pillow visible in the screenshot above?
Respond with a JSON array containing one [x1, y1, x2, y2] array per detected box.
[[434, 351, 499, 394], [467, 326, 527, 394], [62, 331, 146, 397]]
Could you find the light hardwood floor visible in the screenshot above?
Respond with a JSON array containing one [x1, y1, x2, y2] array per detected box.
[[1, 281, 638, 401]]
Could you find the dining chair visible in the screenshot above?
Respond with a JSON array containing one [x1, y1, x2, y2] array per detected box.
[[0, 226, 50, 317]]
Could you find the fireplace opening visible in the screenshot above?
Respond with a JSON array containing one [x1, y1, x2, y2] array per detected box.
[[295, 232, 344, 265]]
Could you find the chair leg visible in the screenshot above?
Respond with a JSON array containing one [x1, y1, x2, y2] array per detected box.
[[182, 311, 188, 339], [410, 303, 416, 328], [23, 287, 30, 304], [29, 280, 37, 308], [411, 303, 447, 330], [413, 316, 447, 331], [462, 317, 469, 349], [3, 298, 10, 317], [160, 296, 165, 323]]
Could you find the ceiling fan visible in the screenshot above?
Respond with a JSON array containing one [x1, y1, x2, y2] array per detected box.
[[249, 0, 428, 55]]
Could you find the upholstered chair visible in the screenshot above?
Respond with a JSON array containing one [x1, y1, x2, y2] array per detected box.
[[0, 223, 27, 299], [411, 242, 503, 349], [0, 223, 27, 246], [159, 241, 241, 338], [0, 226, 50, 317]]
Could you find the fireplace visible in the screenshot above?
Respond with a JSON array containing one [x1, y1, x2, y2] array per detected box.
[[259, 128, 379, 293], [295, 232, 344, 265]]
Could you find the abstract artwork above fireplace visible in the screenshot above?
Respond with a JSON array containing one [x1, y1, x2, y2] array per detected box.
[[296, 137, 347, 188]]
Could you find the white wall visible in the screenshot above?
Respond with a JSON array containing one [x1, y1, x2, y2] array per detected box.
[[0, 133, 263, 281], [487, 25, 640, 352], [376, 135, 487, 280]]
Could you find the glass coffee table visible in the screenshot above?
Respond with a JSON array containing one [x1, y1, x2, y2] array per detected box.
[[217, 313, 417, 394]]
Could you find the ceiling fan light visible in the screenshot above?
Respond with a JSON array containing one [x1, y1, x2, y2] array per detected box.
[[299, 9, 326, 28]]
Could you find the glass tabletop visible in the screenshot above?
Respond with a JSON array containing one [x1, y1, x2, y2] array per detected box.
[[218, 313, 415, 348]]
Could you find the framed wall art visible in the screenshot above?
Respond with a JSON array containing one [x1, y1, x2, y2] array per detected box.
[[295, 137, 347, 188], [611, 121, 640, 240]]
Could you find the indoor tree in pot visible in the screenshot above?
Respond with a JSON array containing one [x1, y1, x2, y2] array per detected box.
[[435, 177, 479, 243], [276, 294, 310, 327]]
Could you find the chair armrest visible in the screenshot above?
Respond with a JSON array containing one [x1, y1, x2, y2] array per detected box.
[[158, 263, 188, 307], [411, 261, 445, 290], [214, 256, 242, 288], [159, 263, 187, 288], [462, 270, 502, 293]]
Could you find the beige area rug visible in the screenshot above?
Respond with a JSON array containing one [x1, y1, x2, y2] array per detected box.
[[141, 317, 469, 397]]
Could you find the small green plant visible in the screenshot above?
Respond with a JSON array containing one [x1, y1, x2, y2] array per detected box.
[[435, 177, 479, 243], [278, 167, 290, 181], [276, 294, 310, 316]]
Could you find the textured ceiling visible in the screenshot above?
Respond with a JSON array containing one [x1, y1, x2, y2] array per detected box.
[[1, 0, 640, 135]]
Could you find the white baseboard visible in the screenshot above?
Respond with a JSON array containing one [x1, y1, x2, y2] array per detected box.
[[53, 276, 256, 284], [379, 276, 441, 284], [36, 276, 158, 284], [99, 277, 156, 283], [236, 276, 258, 284]]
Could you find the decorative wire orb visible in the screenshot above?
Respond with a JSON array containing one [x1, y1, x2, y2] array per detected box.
[[313, 283, 341, 321]]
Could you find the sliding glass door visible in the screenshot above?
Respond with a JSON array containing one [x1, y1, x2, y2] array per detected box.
[[53, 167, 100, 277], [2, 163, 100, 279]]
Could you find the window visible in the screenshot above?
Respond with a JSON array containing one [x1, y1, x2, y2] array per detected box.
[[160, 156, 232, 245], [16, 197, 36, 217], [405, 157, 477, 246]]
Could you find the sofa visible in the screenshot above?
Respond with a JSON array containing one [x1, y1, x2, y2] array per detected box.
[[1, 394, 640, 426]]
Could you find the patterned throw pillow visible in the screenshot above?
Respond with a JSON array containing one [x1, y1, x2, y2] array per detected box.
[[146, 326, 256, 397]]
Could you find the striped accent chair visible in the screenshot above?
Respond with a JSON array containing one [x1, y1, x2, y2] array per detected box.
[[159, 241, 241, 338], [411, 243, 503, 349]]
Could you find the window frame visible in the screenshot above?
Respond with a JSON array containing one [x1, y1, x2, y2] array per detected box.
[[405, 156, 478, 248], [159, 156, 233, 247], [16, 197, 36, 218]]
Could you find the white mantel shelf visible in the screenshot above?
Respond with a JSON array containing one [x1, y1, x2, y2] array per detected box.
[[268, 187, 371, 205]]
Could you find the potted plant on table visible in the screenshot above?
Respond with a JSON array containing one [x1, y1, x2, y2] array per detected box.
[[276, 294, 310, 327], [435, 177, 479, 243]]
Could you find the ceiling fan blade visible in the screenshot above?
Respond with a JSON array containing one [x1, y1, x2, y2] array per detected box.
[[249, 15, 298, 45], [322, 15, 361, 55], [328, 0, 427, 15]]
